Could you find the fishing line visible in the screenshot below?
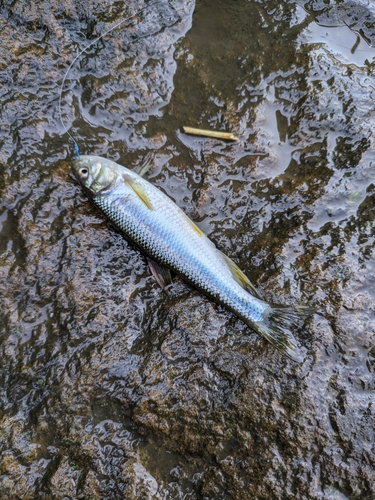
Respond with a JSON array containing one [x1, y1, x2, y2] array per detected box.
[[58, 0, 166, 158]]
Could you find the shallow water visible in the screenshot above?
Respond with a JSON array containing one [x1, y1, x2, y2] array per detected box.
[[0, 0, 375, 498]]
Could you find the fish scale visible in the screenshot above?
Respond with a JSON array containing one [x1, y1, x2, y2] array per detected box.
[[94, 182, 264, 320], [73, 155, 309, 361]]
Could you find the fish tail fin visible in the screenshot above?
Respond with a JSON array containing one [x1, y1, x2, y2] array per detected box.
[[249, 305, 311, 362]]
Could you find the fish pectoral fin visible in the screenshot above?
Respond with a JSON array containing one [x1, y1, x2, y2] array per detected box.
[[123, 174, 153, 210], [134, 152, 154, 177], [219, 251, 262, 298], [147, 258, 173, 290]]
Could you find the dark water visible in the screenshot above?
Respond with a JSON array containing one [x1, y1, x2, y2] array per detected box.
[[1, 0, 375, 498]]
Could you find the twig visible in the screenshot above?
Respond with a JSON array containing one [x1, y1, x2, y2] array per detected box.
[[183, 126, 238, 141]]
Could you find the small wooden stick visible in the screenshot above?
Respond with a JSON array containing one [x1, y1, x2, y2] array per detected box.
[[183, 126, 238, 141]]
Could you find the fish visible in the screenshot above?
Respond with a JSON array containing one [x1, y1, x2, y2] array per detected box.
[[72, 155, 309, 361]]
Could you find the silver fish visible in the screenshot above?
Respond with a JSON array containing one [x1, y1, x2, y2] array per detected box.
[[73, 155, 309, 361]]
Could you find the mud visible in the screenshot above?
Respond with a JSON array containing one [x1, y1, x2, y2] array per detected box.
[[0, 0, 374, 498]]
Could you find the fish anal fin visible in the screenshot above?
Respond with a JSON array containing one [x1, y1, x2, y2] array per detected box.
[[147, 258, 172, 290], [219, 251, 261, 298], [123, 174, 153, 210]]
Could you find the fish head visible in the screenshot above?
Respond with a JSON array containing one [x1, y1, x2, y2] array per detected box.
[[73, 155, 119, 194]]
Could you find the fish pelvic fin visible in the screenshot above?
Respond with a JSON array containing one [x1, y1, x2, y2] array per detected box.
[[250, 305, 311, 362], [182, 212, 205, 237]]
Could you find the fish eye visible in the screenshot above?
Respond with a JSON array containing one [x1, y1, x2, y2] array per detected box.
[[79, 167, 89, 178]]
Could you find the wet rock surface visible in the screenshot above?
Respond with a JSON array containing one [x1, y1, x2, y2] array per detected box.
[[1, 0, 375, 498]]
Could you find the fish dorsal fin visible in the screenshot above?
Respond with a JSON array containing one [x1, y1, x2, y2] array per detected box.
[[147, 258, 172, 290], [123, 174, 153, 210], [219, 251, 261, 298]]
